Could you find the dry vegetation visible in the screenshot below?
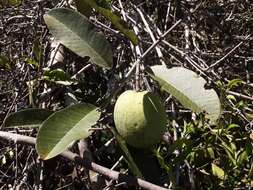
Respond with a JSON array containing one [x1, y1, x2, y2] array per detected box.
[[0, 0, 253, 189]]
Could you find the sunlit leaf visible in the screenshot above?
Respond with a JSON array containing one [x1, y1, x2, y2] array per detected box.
[[211, 163, 226, 180], [207, 147, 215, 158], [44, 8, 113, 69], [227, 78, 244, 90], [27, 58, 39, 68], [226, 94, 236, 102], [149, 66, 221, 124], [36, 103, 100, 160], [226, 124, 240, 131]]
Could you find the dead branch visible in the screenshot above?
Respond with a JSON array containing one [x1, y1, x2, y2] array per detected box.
[[0, 131, 168, 190]]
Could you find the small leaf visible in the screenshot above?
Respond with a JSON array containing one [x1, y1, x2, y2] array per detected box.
[[207, 147, 215, 158], [226, 94, 236, 102], [43, 68, 73, 85], [27, 58, 39, 68], [4, 108, 54, 128], [83, 0, 138, 45], [44, 69, 68, 81], [149, 66, 221, 124], [211, 163, 225, 180], [220, 141, 236, 166], [36, 103, 100, 160], [226, 124, 240, 131], [32, 38, 42, 62], [227, 78, 244, 90], [0, 55, 11, 70], [44, 8, 113, 69], [1, 156, 6, 165], [8, 150, 14, 158], [237, 150, 248, 166]]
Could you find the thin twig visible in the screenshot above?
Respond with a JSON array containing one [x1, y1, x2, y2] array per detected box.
[[227, 90, 253, 101], [101, 19, 182, 108], [0, 92, 18, 129], [136, 7, 166, 66], [206, 34, 251, 70], [0, 131, 168, 190]]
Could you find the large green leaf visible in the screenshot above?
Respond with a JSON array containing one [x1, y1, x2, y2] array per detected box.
[[44, 8, 112, 69], [4, 108, 54, 128], [149, 66, 221, 123], [36, 103, 100, 160], [83, 0, 138, 45]]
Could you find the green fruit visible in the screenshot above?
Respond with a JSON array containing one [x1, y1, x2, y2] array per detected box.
[[113, 90, 167, 148]]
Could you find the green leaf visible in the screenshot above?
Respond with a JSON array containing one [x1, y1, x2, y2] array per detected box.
[[111, 127, 143, 178], [237, 150, 248, 166], [155, 147, 172, 174], [27, 58, 39, 68], [0, 55, 11, 70], [226, 124, 240, 131], [44, 8, 113, 69], [43, 68, 73, 85], [36, 103, 100, 160], [0, 0, 21, 8], [74, 0, 92, 17], [149, 66, 221, 124], [220, 141, 237, 166], [211, 163, 226, 180], [226, 94, 236, 102], [32, 38, 42, 62], [227, 78, 244, 90], [4, 108, 54, 128], [83, 0, 138, 45], [207, 147, 215, 158]]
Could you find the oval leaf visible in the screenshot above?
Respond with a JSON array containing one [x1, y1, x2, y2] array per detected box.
[[44, 8, 113, 69], [211, 163, 225, 180], [149, 66, 221, 123], [83, 0, 138, 45], [36, 103, 100, 160], [4, 108, 54, 128]]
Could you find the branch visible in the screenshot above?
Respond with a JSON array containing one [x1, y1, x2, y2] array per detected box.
[[0, 131, 168, 190]]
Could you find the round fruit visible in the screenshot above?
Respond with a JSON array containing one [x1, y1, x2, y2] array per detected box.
[[113, 90, 167, 148]]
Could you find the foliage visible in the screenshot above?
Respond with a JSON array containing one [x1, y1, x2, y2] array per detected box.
[[44, 8, 113, 69], [0, 0, 252, 189], [149, 66, 221, 124], [36, 103, 100, 160]]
